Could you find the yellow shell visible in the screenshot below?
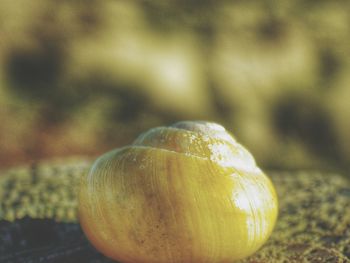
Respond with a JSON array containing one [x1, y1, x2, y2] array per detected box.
[[79, 121, 278, 263]]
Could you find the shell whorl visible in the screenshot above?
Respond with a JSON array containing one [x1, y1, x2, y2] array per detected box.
[[133, 121, 259, 173], [79, 121, 278, 263]]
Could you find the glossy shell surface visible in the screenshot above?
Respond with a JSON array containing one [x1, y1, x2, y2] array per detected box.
[[79, 121, 278, 263]]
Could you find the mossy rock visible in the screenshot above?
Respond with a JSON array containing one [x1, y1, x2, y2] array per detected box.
[[0, 159, 350, 262]]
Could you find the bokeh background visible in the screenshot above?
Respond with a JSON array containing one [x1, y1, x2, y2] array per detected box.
[[0, 0, 349, 172]]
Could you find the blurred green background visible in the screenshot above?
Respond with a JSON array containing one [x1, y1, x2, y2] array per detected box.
[[0, 0, 349, 172]]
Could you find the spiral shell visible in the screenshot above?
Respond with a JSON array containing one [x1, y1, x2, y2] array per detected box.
[[79, 121, 278, 263]]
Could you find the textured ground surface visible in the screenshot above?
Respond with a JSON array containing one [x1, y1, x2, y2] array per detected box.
[[0, 158, 350, 262]]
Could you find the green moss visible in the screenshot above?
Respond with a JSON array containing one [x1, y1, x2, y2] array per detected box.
[[241, 171, 350, 262], [0, 159, 89, 223], [1, 160, 350, 261]]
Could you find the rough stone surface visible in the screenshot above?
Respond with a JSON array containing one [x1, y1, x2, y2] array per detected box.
[[1, 159, 350, 262]]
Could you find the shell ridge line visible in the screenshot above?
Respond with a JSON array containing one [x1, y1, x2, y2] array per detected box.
[[102, 145, 259, 176], [133, 126, 232, 145]]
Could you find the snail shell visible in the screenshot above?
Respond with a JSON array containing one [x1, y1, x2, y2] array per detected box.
[[79, 121, 278, 263]]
